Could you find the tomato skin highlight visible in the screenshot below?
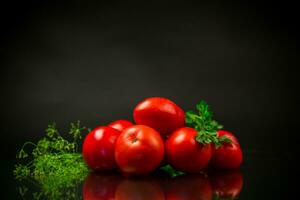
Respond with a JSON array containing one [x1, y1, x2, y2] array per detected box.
[[210, 170, 243, 199], [82, 126, 120, 171], [108, 119, 134, 132], [115, 125, 165, 175], [166, 127, 212, 173], [211, 130, 243, 169], [133, 97, 185, 136]]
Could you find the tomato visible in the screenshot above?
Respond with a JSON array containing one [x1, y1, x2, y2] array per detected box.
[[165, 174, 212, 200], [83, 173, 121, 200], [115, 125, 164, 175], [115, 179, 164, 200], [133, 97, 185, 136], [210, 170, 243, 199], [108, 120, 134, 132], [82, 126, 120, 171], [166, 127, 212, 173], [210, 130, 243, 169]]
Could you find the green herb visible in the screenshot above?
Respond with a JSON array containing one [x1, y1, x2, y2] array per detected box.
[[13, 121, 90, 200], [212, 195, 234, 200], [186, 100, 231, 147], [160, 164, 185, 177]]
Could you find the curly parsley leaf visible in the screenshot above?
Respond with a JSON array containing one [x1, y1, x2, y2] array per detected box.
[[186, 100, 231, 147]]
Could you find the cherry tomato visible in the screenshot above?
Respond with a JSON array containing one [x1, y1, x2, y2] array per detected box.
[[210, 170, 243, 199], [82, 126, 120, 171], [165, 174, 212, 200], [133, 97, 185, 136], [83, 172, 121, 200], [166, 127, 212, 173], [115, 125, 164, 175], [115, 179, 164, 200], [108, 119, 134, 132], [210, 130, 243, 169]]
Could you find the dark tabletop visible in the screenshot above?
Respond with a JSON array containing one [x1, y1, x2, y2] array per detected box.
[[1, 151, 292, 199]]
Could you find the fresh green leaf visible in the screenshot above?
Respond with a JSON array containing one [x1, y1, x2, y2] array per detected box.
[[160, 164, 185, 178], [186, 100, 232, 146]]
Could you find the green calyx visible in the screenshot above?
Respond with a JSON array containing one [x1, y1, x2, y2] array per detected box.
[[185, 100, 231, 147]]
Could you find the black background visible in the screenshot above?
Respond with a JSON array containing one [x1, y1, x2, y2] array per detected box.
[[0, 0, 298, 199]]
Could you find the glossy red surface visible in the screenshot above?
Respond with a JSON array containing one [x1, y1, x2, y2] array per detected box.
[[82, 126, 120, 171], [133, 97, 185, 136], [166, 127, 212, 172], [115, 179, 165, 200], [165, 175, 212, 200], [108, 119, 134, 132], [115, 125, 164, 175], [210, 170, 244, 199], [211, 130, 243, 169], [83, 173, 121, 200]]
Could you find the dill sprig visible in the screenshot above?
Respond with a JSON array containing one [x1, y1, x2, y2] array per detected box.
[[14, 121, 90, 200]]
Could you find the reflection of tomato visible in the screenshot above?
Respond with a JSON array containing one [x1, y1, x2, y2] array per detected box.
[[166, 127, 212, 172], [115, 179, 165, 200], [108, 120, 134, 132], [210, 170, 243, 199], [115, 125, 164, 175], [133, 97, 185, 136], [165, 174, 212, 200], [211, 130, 243, 169], [82, 126, 120, 171], [83, 173, 121, 200]]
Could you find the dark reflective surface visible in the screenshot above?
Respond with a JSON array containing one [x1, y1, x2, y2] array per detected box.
[[83, 170, 242, 200], [1, 153, 292, 199]]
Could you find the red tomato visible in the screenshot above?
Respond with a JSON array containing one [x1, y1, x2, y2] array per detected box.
[[83, 173, 121, 200], [210, 170, 243, 199], [82, 126, 120, 171], [165, 174, 212, 200], [115, 179, 164, 200], [133, 97, 185, 136], [166, 127, 212, 173], [108, 119, 134, 132], [211, 130, 243, 169], [115, 125, 164, 175]]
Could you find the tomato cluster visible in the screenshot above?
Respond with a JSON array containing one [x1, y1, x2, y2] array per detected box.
[[82, 97, 243, 176]]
